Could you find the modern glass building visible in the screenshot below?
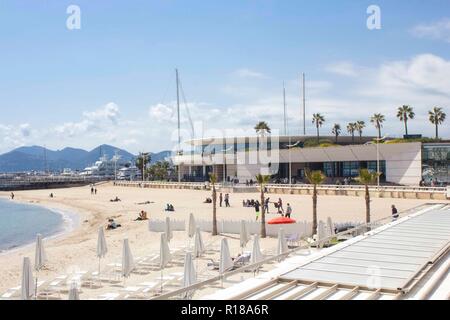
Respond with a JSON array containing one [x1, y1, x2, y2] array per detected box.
[[422, 143, 450, 185], [172, 136, 450, 186]]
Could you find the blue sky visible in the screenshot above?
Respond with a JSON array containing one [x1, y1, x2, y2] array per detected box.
[[0, 0, 449, 154]]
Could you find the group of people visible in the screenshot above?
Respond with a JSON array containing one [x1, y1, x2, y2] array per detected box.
[[110, 196, 121, 202], [165, 203, 175, 212], [135, 210, 148, 221], [90, 186, 98, 195], [219, 193, 230, 207], [244, 197, 293, 220], [245, 179, 255, 186], [106, 218, 121, 230]]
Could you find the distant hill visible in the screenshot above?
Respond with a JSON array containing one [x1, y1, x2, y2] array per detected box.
[[0, 145, 171, 173]]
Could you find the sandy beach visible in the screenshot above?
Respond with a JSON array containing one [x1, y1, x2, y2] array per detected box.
[[0, 183, 446, 298]]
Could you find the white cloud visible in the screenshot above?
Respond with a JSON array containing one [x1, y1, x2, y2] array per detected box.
[[411, 18, 450, 43], [55, 102, 121, 137], [0, 123, 33, 152], [233, 68, 268, 79], [148, 103, 176, 123], [377, 54, 450, 96], [325, 61, 359, 77]]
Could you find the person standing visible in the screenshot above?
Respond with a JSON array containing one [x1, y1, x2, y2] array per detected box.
[[285, 203, 292, 218], [91, 187, 94, 195], [225, 193, 230, 207], [10, 192, 14, 200], [255, 200, 260, 221], [277, 198, 284, 214], [219, 193, 223, 207], [94, 188, 97, 195], [264, 197, 270, 214], [391, 205, 399, 221]]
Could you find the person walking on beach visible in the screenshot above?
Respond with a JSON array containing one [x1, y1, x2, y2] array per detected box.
[[10, 192, 14, 200], [285, 203, 292, 218], [94, 188, 97, 195], [255, 200, 261, 221], [391, 205, 399, 221], [264, 197, 270, 214], [224, 193, 230, 207], [277, 198, 284, 214], [91, 187, 94, 195], [219, 193, 223, 207]]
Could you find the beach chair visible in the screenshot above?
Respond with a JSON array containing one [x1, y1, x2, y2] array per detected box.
[[37, 276, 68, 300], [286, 233, 300, 248], [207, 253, 251, 271], [0, 285, 21, 300], [97, 292, 122, 300]]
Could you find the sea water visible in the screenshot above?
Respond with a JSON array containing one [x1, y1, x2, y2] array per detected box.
[[0, 198, 65, 252]]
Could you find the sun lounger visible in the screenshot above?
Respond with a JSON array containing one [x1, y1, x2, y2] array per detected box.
[[0, 285, 21, 300], [207, 253, 251, 271], [97, 292, 122, 300]]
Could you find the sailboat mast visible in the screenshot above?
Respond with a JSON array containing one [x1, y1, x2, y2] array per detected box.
[[176, 68, 181, 183], [283, 81, 287, 136], [176, 69, 181, 149], [302, 73, 306, 136]]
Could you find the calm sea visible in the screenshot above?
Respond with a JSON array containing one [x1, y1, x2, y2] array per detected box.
[[0, 198, 65, 252]]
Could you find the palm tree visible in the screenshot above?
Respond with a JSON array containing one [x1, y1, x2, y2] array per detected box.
[[331, 124, 341, 143], [355, 121, 365, 142], [254, 121, 271, 136], [312, 113, 325, 143], [357, 169, 379, 224], [347, 122, 356, 143], [370, 113, 385, 139], [396, 105, 415, 136], [305, 170, 326, 235], [428, 107, 446, 139], [209, 173, 218, 236], [255, 174, 271, 238]]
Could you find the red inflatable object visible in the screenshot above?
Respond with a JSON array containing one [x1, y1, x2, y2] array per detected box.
[[267, 217, 296, 224]]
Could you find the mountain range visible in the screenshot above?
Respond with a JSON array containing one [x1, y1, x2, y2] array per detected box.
[[0, 144, 171, 173]]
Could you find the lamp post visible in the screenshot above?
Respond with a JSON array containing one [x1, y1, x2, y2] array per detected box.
[[374, 135, 388, 188]]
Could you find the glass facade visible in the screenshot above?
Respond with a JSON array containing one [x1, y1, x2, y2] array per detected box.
[[422, 144, 450, 185]]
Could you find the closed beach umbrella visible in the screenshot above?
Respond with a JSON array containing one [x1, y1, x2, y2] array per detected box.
[[96, 227, 108, 279], [159, 232, 172, 293], [277, 228, 288, 256], [34, 234, 47, 271], [97, 227, 108, 258], [193, 227, 205, 258], [165, 217, 173, 242], [240, 220, 249, 250], [219, 238, 233, 274], [160, 233, 172, 268], [21, 257, 35, 300], [68, 282, 80, 300], [317, 221, 326, 247], [182, 252, 197, 290], [34, 233, 47, 299], [121, 238, 135, 278], [327, 217, 335, 237], [188, 213, 196, 238], [250, 234, 263, 265]]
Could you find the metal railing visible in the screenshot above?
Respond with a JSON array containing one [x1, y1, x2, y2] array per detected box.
[[266, 183, 446, 192], [151, 203, 436, 300]]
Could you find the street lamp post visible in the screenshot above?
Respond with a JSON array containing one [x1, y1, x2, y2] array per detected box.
[[374, 135, 388, 188]]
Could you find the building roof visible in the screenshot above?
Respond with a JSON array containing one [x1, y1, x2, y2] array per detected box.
[[183, 135, 378, 146]]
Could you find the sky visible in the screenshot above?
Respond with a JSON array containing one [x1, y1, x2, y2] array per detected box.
[[0, 0, 449, 154]]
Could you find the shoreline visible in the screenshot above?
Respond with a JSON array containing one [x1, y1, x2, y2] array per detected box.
[[0, 196, 81, 256]]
